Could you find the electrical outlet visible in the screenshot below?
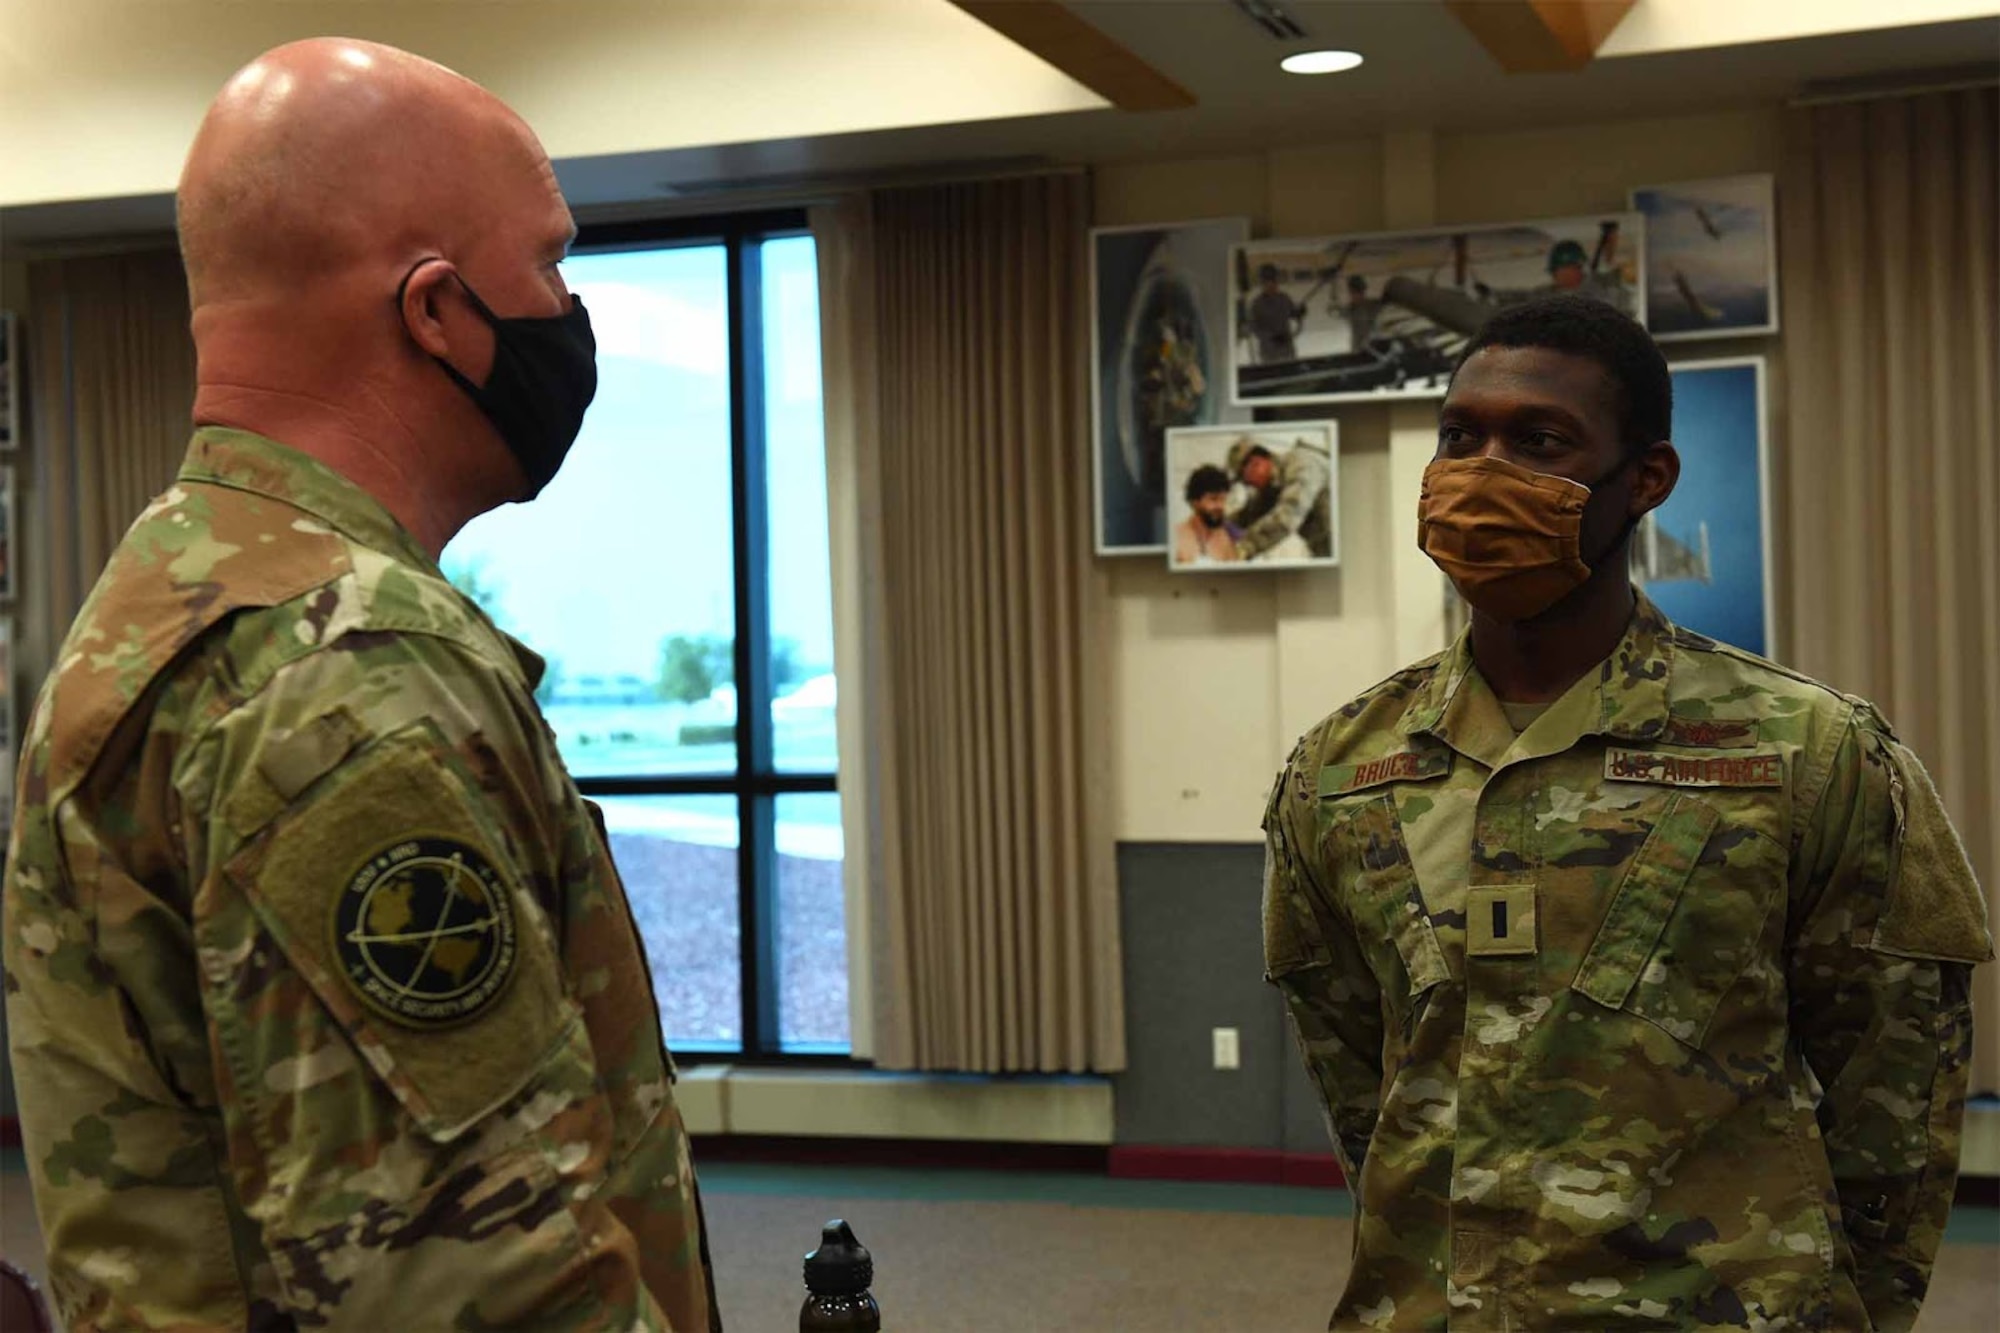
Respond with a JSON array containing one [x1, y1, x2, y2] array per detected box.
[[1212, 1026, 1241, 1070]]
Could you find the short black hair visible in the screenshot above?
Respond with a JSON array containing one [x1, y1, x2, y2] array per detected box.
[[1451, 294, 1671, 452], [1185, 464, 1231, 503]]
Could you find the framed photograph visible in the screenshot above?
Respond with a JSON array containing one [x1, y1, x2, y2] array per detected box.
[[0, 464, 14, 602], [1091, 218, 1251, 554], [0, 618, 13, 830], [1629, 175, 1778, 342], [1635, 356, 1772, 655], [1230, 212, 1646, 407], [1, 310, 18, 451], [1164, 421, 1338, 573]]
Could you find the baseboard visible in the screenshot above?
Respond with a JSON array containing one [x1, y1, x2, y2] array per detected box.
[[675, 1065, 1114, 1144], [1109, 1144, 1346, 1189], [691, 1133, 1107, 1173]]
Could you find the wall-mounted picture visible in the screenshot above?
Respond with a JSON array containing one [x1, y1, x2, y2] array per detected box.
[[1, 311, 18, 450], [1629, 174, 1779, 341], [1230, 213, 1645, 407], [1165, 421, 1338, 572], [1092, 217, 1251, 554], [1635, 357, 1772, 655], [0, 464, 14, 602], [0, 618, 11, 830]]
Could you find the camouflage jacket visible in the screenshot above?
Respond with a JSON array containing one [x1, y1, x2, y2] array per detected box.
[[4, 428, 719, 1332], [1235, 442, 1332, 561], [1262, 594, 1991, 1332]]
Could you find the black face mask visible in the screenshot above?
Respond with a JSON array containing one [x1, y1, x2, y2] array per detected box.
[[401, 266, 597, 499]]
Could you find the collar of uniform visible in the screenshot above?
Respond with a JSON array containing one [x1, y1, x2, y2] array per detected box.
[[177, 427, 442, 579], [1397, 589, 1677, 752]]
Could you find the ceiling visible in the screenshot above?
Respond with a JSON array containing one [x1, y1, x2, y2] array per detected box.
[[555, 1, 1996, 210], [3, 0, 1995, 246]]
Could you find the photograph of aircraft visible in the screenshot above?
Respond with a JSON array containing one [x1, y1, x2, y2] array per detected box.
[[1630, 175, 1779, 341], [1092, 218, 1250, 554], [1639, 357, 1773, 655], [1229, 213, 1646, 407]]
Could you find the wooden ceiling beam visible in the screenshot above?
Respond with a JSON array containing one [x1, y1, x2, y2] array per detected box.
[[1445, 0, 1640, 73], [949, 1, 1196, 112]]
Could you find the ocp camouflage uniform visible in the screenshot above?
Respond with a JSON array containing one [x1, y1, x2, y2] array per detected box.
[[4, 428, 721, 1331], [1263, 593, 1990, 1331], [1235, 441, 1332, 560]]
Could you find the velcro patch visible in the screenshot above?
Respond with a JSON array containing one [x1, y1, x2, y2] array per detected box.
[[1604, 748, 1784, 788], [1467, 885, 1537, 957], [1320, 750, 1452, 797]]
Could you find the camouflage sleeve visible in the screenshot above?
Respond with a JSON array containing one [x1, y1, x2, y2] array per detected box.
[[1262, 758, 1384, 1187], [173, 629, 680, 1330], [4, 686, 280, 1329], [1788, 715, 1994, 1332], [1237, 450, 1329, 560]]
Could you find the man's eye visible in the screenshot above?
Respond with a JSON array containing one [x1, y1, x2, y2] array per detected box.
[[1438, 425, 1474, 447], [1522, 430, 1565, 451]]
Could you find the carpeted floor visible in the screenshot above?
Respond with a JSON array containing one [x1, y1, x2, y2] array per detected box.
[[5, 1156, 1998, 1330]]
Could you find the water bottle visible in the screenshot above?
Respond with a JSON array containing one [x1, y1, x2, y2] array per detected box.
[[800, 1218, 880, 1331]]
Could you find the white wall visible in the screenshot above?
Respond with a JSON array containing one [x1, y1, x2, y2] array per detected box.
[[1095, 106, 1786, 843], [0, 0, 1103, 208]]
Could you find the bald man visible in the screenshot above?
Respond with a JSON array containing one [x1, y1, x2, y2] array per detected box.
[[3, 40, 721, 1331]]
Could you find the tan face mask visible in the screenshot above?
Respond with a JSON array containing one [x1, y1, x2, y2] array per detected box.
[[1417, 455, 1597, 622]]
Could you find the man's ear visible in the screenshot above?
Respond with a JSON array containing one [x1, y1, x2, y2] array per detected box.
[[1631, 440, 1680, 517], [397, 258, 463, 361]]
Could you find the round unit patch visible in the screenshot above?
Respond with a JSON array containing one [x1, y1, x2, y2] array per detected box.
[[330, 835, 519, 1029]]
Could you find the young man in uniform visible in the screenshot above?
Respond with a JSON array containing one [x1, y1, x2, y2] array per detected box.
[[1263, 294, 1989, 1331], [4, 39, 720, 1330]]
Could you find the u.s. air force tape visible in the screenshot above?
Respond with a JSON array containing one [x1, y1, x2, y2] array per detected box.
[[329, 835, 520, 1029]]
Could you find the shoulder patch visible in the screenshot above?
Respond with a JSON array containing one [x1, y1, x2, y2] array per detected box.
[[331, 835, 520, 1029], [1604, 748, 1785, 788], [1321, 749, 1452, 797]]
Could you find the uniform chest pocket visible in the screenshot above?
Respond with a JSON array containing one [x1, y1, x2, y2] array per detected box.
[[1327, 795, 1452, 1002], [1572, 792, 1784, 1048]]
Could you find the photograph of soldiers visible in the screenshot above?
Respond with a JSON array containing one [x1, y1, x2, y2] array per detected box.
[[1171, 463, 1243, 565], [1267, 294, 1989, 1333], [1230, 212, 1645, 407], [1165, 423, 1338, 572], [1631, 174, 1780, 340], [1091, 217, 1249, 554], [1245, 262, 1304, 363]]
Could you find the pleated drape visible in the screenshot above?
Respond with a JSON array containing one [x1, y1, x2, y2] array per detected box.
[[27, 248, 194, 638], [1779, 86, 2000, 1094], [824, 174, 1124, 1072]]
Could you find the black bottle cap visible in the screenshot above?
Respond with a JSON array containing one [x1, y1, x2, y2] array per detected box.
[[804, 1219, 874, 1296]]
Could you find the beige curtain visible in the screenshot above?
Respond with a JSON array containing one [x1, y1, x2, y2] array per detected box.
[[1779, 86, 1999, 1094], [815, 174, 1125, 1073], [27, 248, 194, 641]]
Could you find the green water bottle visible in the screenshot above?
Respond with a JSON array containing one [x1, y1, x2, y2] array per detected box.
[[800, 1219, 880, 1331]]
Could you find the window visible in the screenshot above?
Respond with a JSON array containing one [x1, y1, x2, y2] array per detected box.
[[443, 211, 847, 1056]]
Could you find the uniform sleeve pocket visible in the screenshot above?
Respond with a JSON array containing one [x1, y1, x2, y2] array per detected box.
[[1867, 737, 1995, 965], [220, 721, 579, 1143]]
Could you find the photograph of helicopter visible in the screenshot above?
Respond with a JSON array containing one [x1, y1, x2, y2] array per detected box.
[[1228, 213, 1646, 407], [1630, 174, 1779, 341]]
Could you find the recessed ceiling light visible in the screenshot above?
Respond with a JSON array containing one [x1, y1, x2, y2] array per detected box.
[[1280, 49, 1364, 76]]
